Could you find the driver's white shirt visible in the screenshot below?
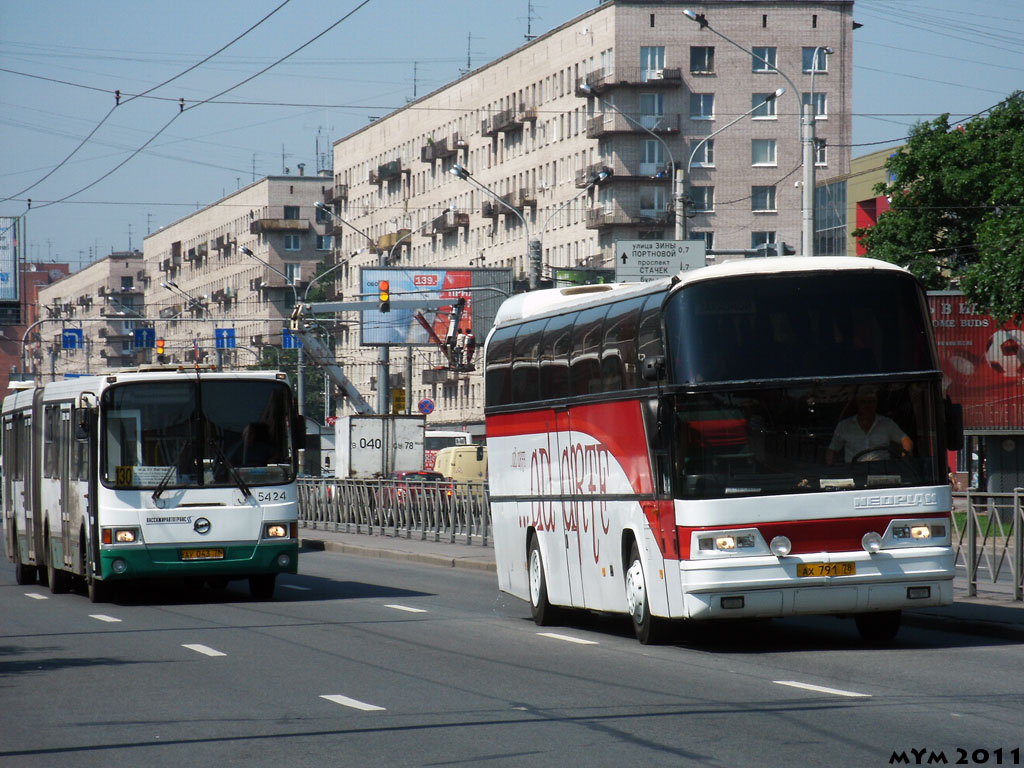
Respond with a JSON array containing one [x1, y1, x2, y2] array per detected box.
[[828, 414, 907, 462]]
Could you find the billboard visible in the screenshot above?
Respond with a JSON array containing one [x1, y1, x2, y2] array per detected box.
[[928, 291, 1024, 433], [359, 267, 511, 347], [0, 216, 20, 303]]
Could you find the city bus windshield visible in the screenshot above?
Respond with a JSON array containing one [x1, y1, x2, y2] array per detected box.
[[101, 379, 295, 490]]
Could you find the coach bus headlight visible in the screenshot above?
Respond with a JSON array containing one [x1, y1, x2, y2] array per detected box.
[[889, 520, 947, 544], [862, 532, 883, 554], [770, 536, 792, 557], [264, 523, 288, 539], [698, 532, 757, 553]]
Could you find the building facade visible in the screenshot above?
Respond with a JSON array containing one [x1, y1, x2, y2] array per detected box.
[[325, 0, 853, 431]]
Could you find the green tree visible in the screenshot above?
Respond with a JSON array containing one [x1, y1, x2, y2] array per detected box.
[[856, 91, 1024, 324]]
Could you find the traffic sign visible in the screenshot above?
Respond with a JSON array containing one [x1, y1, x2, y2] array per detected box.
[[418, 398, 434, 415], [61, 328, 84, 350], [133, 327, 156, 348], [215, 328, 236, 349], [392, 387, 406, 414], [282, 328, 303, 349], [614, 240, 706, 282]]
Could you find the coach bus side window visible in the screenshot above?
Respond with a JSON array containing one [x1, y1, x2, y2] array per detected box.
[[602, 296, 644, 393], [485, 326, 516, 408], [540, 312, 573, 403], [637, 293, 665, 379], [511, 319, 545, 404], [570, 306, 607, 397]]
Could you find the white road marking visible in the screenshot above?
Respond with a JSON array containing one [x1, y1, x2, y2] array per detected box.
[[384, 604, 428, 614], [280, 584, 312, 591], [320, 694, 386, 712], [774, 680, 871, 698], [24, 593, 48, 600], [537, 632, 599, 645], [182, 644, 227, 657], [89, 614, 122, 623]]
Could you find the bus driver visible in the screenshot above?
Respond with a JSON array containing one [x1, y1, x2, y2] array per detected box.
[[826, 385, 913, 464]]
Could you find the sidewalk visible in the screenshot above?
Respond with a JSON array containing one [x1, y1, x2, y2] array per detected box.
[[298, 525, 1024, 640]]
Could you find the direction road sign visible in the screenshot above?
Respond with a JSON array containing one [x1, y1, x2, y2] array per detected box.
[[133, 327, 156, 348], [215, 328, 236, 349], [61, 328, 84, 350], [614, 240, 706, 282]]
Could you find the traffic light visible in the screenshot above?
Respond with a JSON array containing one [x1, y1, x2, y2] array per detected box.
[[156, 337, 166, 363], [378, 280, 391, 313]]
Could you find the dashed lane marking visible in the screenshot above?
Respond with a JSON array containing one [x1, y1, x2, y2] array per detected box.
[[384, 604, 428, 613], [320, 694, 386, 712], [537, 632, 599, 645], [774, 680, 871, 698], [89, 614, 122, 623], [182, 644, 227, 657], [24, 593, 48, 600]]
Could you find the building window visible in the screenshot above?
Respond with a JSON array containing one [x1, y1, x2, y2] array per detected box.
[[815, 139, 827, 166], [640, 46, 665, 80], [690, 186, 714, 213], [801, 92, 828, 119], [316, 234, 333, 251], [689, 93, 714, 120], [752, 139, 777, 166], [639, 186, 667, 215], [284, 234, 301, 251], [752, 47, 777, 72], [752, 186, 777, 212], [641, 140, 666, 176], [285, 263, 301, 283], [802, 47, 829, 73], [120, 276, 134, 291], [690, 140, 714, 168], [690, 46, 714, 74], [639, 92, 665, 130], [693, 231, 714, 251], [315, 206, 330, 224], [752, 93, 779, 119], [283, 205, 300, 220], [751, 230, 776, 250]]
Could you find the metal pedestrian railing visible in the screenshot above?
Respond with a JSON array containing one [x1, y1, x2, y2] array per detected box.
[[952, 489, 1024, 601], [297, 477, 492, 546]]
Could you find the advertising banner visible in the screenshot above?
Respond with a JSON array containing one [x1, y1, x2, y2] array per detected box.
[[0, 216, 19, 303], [928, 291, 1024, 432]]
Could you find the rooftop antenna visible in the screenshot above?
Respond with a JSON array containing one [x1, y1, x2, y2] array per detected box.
[[524, 0, 539, 41], [459, 32, 479, 75]]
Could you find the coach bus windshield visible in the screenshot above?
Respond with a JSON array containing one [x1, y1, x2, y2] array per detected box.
[[663, 271, 945, 498], [101, 379, 296, 490]]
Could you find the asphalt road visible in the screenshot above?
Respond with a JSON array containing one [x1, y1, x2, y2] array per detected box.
[[2, 550, 1023, 768]]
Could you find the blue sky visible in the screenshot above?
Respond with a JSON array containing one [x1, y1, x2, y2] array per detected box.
[[1, 0, 1021, 267]]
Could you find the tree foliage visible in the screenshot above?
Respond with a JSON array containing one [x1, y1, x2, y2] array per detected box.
[[856, 91, 1024, 324]]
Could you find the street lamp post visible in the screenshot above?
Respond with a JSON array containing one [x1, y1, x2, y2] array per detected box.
[[450, 163, 609, 288], [240, 245, 304, 414], [313, 201, 391, 415], [684, 9, 829, 256], [578, 82, 684, 240]]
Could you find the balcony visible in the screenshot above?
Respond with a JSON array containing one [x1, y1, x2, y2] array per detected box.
[[481, 105, 535, 137], [586, 113, 680, 139], [575, 67, 682, 95], [372, 159, 405, 185], [376, 229, 412, 251], [250, 218, 308, 235], [575, 164, 616, 188], [481, 201, 501, 219], [324, 183, 348, 203], [432, 210, 469, 235], [585, 206, 673, 230], [421, 134, 465, 162], [576, 161, 669, 186], [511, 186, 536, 209]]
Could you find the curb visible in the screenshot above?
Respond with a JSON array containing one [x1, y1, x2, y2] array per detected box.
[[300, 537, 497, 573]]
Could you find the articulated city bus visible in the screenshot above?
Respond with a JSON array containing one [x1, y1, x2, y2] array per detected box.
[[485, 257, 961, 644], [3, 366, 304, 602]]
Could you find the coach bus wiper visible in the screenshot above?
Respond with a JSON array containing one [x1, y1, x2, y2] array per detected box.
[[210, 438, 252, 499]]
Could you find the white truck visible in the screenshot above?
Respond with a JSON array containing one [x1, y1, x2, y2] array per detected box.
[[334, 415, 425, 478]]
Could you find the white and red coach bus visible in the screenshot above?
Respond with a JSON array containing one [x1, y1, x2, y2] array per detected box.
[[484, 257, 961, 644]]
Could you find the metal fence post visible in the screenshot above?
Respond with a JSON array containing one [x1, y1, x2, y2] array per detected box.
[[966, 489, 977, 597], [1015, 487, 1022, 602]]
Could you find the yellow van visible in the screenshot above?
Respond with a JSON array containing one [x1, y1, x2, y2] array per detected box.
[[433, 444, 487, 483]]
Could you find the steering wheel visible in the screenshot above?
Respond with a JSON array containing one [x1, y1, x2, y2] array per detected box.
[[850, 444, 905, 463]]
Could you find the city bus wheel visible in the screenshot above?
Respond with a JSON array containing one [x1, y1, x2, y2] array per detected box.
[[528, 536, 559, 626], [14, 542, 37, 585], [625, 542, 665, 645], [249, 574, 277, 601], [87, 574, 109, 604], [46, 537, 70, 594], [855, 610, 901, 645]]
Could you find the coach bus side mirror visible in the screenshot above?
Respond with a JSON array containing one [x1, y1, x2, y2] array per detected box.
[[944, 398, 963, 447], [642, 355, 666, 382]]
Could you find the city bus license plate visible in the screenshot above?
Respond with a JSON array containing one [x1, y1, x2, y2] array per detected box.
[[797, 562, 855, 577], [181, 548, 224, 561]]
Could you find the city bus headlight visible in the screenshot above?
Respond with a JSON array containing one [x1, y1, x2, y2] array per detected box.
[[102, 527, 141, 545], [264, 523, 289, 539]]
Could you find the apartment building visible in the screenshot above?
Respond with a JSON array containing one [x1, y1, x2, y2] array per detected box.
[[32, 176, 333, 380], [326, 0, 853, 430]]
